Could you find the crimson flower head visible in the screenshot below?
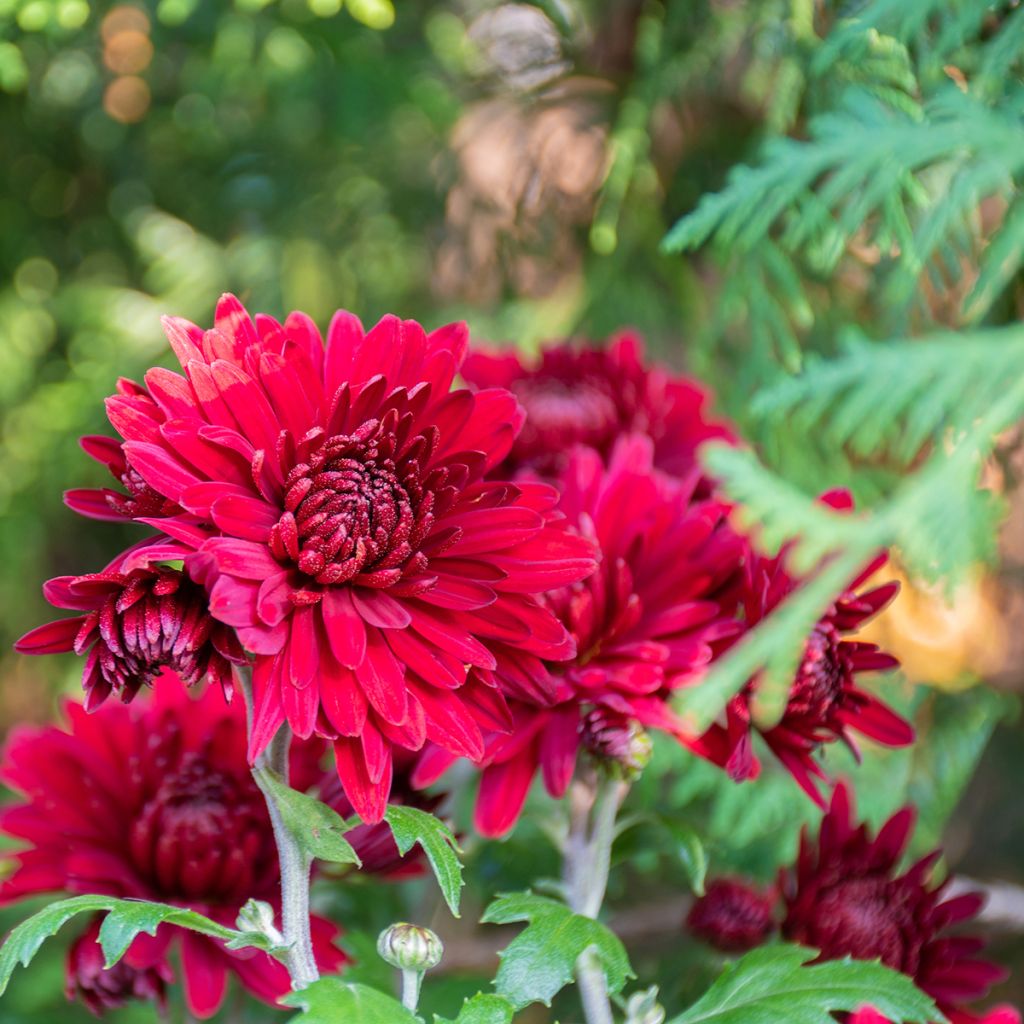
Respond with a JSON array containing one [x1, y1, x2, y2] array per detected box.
[[852, 1008, 1021, 1024], [782, 784, 1008, 1022], [66, 916, 172, 1016], [461, 331, 735, 480], [15, 544, 245, 710], [686, 878, 776, 953], [691, 490, 912, 804], [416, 435, 744, 836], [0, 682, 346, 1019], [80, 295, 595, 822]]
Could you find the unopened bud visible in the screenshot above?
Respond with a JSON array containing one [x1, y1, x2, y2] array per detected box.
[[581, 708, 652, 779], [686, 878, 776, 953], [235, 899, 284, 947], [625, 986, 666, 1024], [377, 923, 444, 973]]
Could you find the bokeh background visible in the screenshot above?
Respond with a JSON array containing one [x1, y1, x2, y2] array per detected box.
[[0, 0, 1022, 1020]]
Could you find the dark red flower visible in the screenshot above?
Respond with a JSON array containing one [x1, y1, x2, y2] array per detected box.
[[15, 543, 245, 710], [852, 1009, 1021, 1024], [462, 331, 735, 480], [782, 784, 1008, 1021], [686, 878, 776, 953], [415, 436, 743, 836], [93, 295, 595, 823], [0, 683, 346, 1019], [66, 916, 172, 1016], [691, 490, 912, 805]]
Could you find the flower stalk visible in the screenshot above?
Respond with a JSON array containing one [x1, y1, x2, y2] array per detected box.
[[239, 668, 319, 990], [564, 771, 629, 1024]]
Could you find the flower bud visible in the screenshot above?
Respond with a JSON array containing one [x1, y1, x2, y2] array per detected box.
[[625, 986, 666, 1024], [581, 708, 652, 779], [687, 878, 776, 953], [377, 923, 444, 973], [235, 899, 285, 947]]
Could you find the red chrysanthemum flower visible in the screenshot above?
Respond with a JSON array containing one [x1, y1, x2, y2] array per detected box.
[[15, 543, 245, 710], [691, 490, 912, 805], [686, 878, 776, 953], [84, 295, 595, 822], [782, 784, 1008, 1022], [415, 435, 743, 836], [461, 331, 735, 480], [852, 1008, 1021, 1024], [0, 683, 346, 1019], [66, 916, 172, 1016]]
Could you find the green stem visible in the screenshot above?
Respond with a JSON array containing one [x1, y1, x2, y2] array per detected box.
[[400, 968, 423, 1013], [564, 773, 629, 1024], [238, 669, 319, 989]]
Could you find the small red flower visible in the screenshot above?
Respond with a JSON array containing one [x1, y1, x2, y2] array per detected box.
[[782, 784, 1008, 1021], [0, 683, 346, 1019], [462, 331, 735, 480], [691, 491, 912, 804], [15, 543, 245, 710], [686, 878, 776, 953], [416, 436, 743, 836], [66, 916, 172, 1016], [69, 295, 595, 822]]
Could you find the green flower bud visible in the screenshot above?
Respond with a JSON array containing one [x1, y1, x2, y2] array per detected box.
[[235, 899, 284, 946], [625, 986, 666, 1024], [376, 923, 444, 973]]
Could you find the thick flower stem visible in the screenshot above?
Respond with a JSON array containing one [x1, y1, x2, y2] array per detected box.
[[400, 969, 423, 1013], [239, 669, 320, 990], [564, 773, 629, 1024]]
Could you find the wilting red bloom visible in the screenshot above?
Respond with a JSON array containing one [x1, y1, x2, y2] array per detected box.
[[84, 295, 594, 822], [320, 751, 445, 877], [0, 683, 346, 1019], [15, 544, 245, 710], [686, 878, 776, 953], [461, 332, 735, 479], [691, 491, 912, 805], [416, 436, 743, 836], [66, 916, 172, 1016], [782, 784, 1008, 1021]]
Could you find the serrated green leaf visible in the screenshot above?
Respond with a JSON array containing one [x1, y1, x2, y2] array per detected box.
[[0, 895, 266, 995], [666, 945, 943, 1024], [282, 977, 418, 1023], [481, 892, 634, 1010], [256, 768, 362, 868], [385, 805, 463, 917], [434, 992, 516, 1024], [658, 818, 707, 896]]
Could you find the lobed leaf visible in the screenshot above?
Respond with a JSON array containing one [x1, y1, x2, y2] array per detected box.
[[434, 993, 516, 1024], [384, 804, 464, 917], [282, 977, 418, 1023]]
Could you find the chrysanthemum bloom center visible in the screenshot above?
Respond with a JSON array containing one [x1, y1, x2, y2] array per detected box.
[[85, 571, 217, 691], [269, 428, 432, 588], [513, 377, 619, 453], [805, 877, 918, 972], [785, 622, 846, 726], [130, 753, 273, 903]]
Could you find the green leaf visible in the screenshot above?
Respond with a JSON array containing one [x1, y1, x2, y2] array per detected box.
[[384, 805, 464, 918], [666, 944, 943, 1024], [282, 977, 418, 1023], [481, 892, 634, 1010], [0, 895, 268, 994], [256, 767, 362, 868], [434, 993, 516, 1024], [658, 818, 707, 896]]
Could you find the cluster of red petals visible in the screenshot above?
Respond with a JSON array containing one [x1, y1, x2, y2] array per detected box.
[[64, 295, 595, 822], [16, 543, 245, 709], [461, 331, 735, 480], [690, 490, 912, 805], [783, 784, 1007, 1021], [852, 1007, 1021, 1024], [0, 683, 346, 1019], [66, 916, 172, 1016], [416, 436, 744, 836], [686, 878, 776, 953]]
